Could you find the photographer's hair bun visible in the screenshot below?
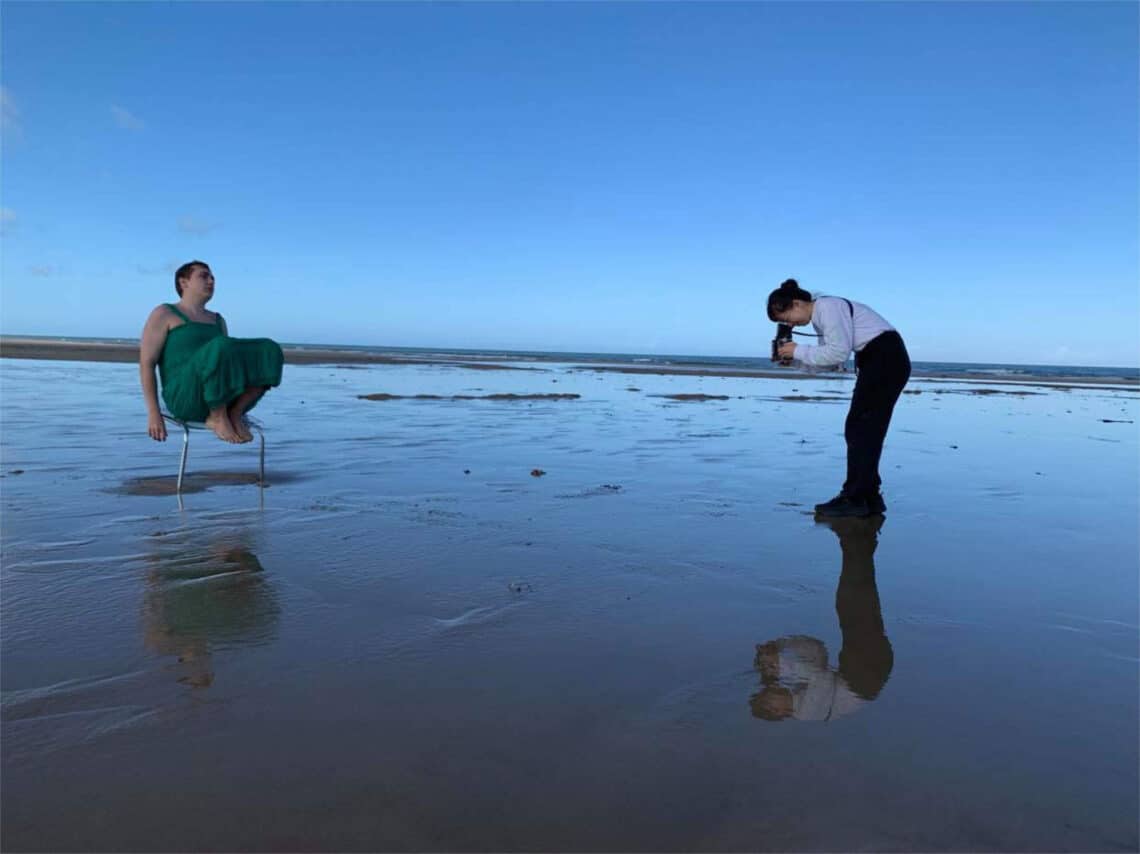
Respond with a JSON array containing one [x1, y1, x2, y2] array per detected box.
[[766, 277, 813, 321]]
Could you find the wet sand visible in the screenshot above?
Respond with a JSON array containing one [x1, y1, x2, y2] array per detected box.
[[2, 357, 1137, 852], [359, 392, 582, 401]]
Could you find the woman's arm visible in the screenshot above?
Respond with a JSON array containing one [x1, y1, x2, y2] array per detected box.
[[139, 306, 171, 441], [795, 299, 853, 368]]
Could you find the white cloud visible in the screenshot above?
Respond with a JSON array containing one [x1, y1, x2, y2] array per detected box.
[[29, 265, 57, 277], [0, 208, 16, 235], [177, 216, 217, 236], [111, 104, 145, 131], [1, 88, 21, 138]]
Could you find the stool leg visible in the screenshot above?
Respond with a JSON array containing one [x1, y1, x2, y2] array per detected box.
[[177, 425, 190, 494]]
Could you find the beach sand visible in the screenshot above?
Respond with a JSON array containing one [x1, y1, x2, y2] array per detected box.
[[1, 355, 1137, 851]]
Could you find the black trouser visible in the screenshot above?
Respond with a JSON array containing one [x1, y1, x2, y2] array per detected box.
[[833, 519, 893, 700], [842, 331, 910, 500]]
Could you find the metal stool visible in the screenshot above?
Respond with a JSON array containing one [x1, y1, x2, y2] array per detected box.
[[162, 414, 265, 494]]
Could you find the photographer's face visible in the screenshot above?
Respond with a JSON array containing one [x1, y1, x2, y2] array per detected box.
[[775, 299, 813, 326]]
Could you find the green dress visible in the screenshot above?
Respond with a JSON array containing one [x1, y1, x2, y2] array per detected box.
[[159, 304, 284, 422]]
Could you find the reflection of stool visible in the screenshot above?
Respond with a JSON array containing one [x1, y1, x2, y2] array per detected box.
[[162, 414, 265, 494]]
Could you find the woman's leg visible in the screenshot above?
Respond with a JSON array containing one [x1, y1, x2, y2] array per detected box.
[[204, 405, 243, 443], [843, 333, 910, 501], [227, 386, 267, 442], [199, 337, 282, 442]]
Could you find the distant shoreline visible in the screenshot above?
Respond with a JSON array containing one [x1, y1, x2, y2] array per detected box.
[[0, 336, 539, 371], [1, 336, 1136, 390]]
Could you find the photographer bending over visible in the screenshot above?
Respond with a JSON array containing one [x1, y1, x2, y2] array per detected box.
[[769, 279, 910, 518]]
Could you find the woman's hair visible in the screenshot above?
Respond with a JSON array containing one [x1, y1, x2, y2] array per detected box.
[[174, 260, 209, 296], [749, 686, 795, 721], [766, 278, 813, 321]]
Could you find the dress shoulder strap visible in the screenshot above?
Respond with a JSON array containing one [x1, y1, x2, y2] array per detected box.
[[166, 303, 190, 322]]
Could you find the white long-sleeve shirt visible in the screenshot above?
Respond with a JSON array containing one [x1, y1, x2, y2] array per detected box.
[[794, 295, 896, 368], [769, 635, 865, 722]]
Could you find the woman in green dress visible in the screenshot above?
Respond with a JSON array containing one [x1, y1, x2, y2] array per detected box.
[[140, 261, 284, 444]]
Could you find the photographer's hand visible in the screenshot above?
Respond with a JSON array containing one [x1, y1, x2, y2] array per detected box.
[[777, 341, 797, 360]]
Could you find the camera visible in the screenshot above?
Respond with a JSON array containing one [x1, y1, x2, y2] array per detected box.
[[771, 323, 794, 364]]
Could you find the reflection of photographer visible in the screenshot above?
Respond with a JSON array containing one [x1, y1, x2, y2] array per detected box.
[[767, 278, 910, 518], [751, 516, 893, 721]]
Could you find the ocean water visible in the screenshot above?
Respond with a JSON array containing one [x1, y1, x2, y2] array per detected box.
[[281, 344, 1140, 381], [7, 334, 1139, 381], [2, 356, 1138, 851]]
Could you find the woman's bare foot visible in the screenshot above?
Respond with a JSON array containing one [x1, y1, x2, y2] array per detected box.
[[230, 412, 253, 443], [227, 387, 263, 443], [205, 409, 242, 443]]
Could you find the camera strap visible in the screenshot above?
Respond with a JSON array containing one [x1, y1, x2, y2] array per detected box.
[[791, 297, 854, 338], [790, 298, 857, 372], [844, 299, 858, 374]]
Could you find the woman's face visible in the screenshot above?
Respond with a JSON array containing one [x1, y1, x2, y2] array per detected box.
[[774, 299, 813, 326], [181, 265, 216, 302]]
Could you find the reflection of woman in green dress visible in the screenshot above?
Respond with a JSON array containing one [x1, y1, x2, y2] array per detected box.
[[140, 261, 284, 444], [141, 532, 280, 690]]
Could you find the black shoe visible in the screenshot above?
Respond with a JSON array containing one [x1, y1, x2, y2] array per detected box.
[[814, 493, 848, 513], [814, 493, 874, 518], [868, 493, 887, 514]]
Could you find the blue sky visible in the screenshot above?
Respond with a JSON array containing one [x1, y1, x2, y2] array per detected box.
[[2, 2, 1137, 366]]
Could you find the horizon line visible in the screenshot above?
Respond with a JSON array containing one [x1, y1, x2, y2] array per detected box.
[[1, 333, 1137, 372]]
